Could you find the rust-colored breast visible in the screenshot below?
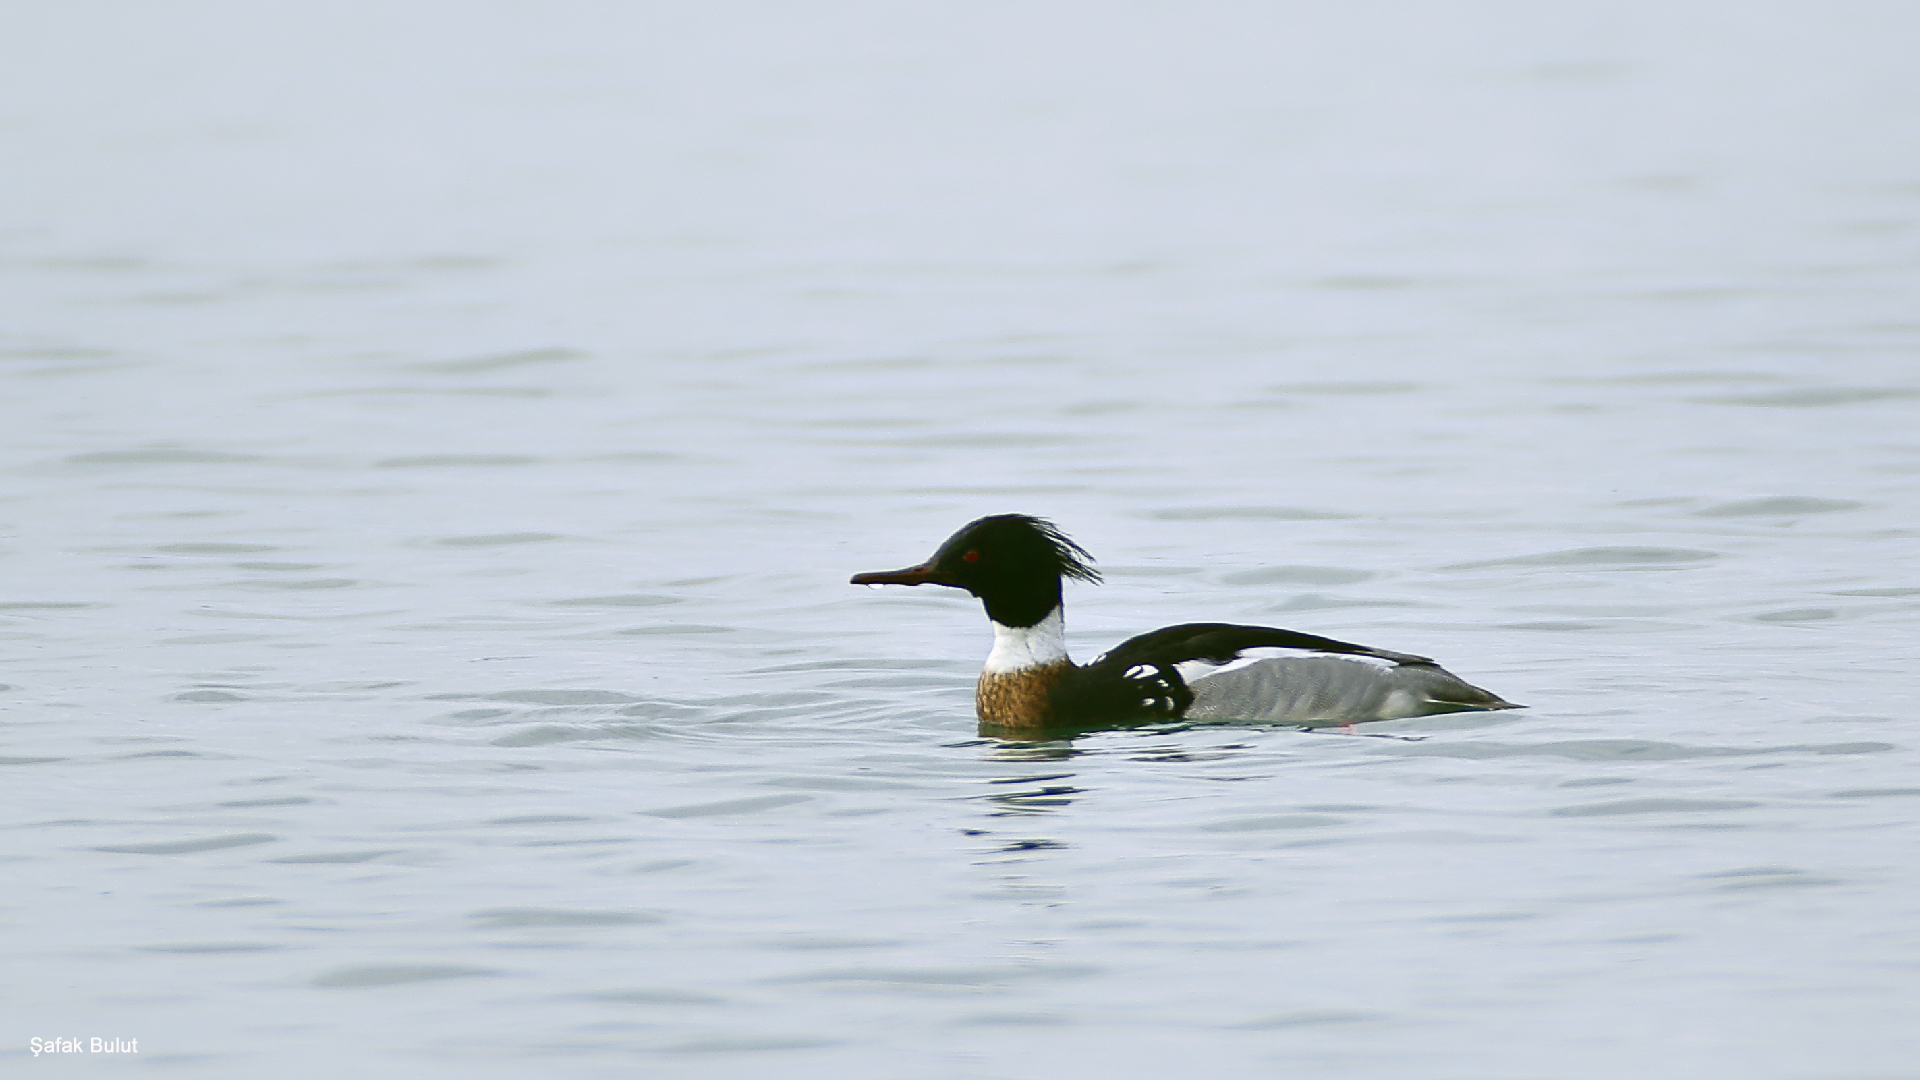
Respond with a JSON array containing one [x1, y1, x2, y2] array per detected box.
[[975, 662, 1073, 729]]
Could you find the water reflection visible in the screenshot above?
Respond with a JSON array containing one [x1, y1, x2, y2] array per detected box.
[[980, 781, 1083, 813]]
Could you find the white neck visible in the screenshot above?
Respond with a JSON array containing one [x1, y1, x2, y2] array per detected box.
[[983, 606, 1069, 673]]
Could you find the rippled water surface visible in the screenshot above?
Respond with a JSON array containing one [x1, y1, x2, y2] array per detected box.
[[6, 3, 1920, 1077]]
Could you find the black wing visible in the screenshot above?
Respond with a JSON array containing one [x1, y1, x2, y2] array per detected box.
[[1098, 622, 1432, 670], [1050, 622, 1434, 725]]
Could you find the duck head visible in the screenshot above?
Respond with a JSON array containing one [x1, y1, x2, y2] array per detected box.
[[850, 514, 1101, 628]]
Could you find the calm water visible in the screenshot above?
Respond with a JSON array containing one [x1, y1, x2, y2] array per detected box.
[[5, 3, 1919, 1077]]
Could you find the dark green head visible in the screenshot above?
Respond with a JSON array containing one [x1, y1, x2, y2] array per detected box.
[[850, 514, 1100, 627]]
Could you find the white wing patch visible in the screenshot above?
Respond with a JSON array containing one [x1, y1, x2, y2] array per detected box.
[[1179, 648, 1395, 685]]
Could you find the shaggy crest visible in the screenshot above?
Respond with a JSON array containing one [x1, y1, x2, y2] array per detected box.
[[985, 514, 1102, 585]]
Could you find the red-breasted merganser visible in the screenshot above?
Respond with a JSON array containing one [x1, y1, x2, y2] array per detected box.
[[851, 514, 1520, 733]]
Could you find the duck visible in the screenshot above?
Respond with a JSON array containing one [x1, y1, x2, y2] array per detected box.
[[851, 514, 1520, 733]]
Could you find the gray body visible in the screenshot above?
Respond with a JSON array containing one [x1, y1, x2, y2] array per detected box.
[[1184, 656, 1515, 728]]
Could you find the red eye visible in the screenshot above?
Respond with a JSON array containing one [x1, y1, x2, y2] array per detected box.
[[963, 550, 979, 562]]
